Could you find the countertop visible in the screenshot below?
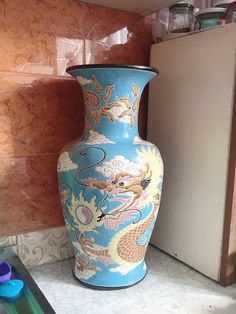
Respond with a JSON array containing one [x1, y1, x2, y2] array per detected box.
[[30, 246, 236, 314]]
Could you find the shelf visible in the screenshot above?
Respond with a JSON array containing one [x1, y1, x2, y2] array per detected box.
[[82, 0, 179, 15]]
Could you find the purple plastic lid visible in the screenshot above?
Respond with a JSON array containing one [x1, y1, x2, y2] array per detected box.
[[0, 262, 11, 283]]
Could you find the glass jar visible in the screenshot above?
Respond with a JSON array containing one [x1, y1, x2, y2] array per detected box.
[[168, 3, 194, 33], [227, 1, 236, 22], [195, 8, 226, 30]]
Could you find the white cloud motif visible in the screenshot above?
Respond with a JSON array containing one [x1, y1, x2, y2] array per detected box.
[[87, 130, 115, 145], [105, 98, 132, 124], [76, 76, 93, 85], [57, 152, 78, 172], [96, 155, 141, 178], [109, 264, 138, 275], [75, 268, 97, 280]]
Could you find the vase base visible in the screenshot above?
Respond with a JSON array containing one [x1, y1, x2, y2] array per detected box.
[[72, 270, 148, 291]]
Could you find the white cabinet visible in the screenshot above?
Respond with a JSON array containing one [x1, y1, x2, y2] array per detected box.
[[148, 24, 236, 283]]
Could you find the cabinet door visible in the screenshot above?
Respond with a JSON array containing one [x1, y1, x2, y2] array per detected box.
[[148, 24, 236, 281]]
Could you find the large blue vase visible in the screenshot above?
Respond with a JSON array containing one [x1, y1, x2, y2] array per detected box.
[[58, 65, 163, 289]]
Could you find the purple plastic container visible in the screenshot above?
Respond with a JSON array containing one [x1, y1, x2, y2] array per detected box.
[[0, 262, 11, 283]]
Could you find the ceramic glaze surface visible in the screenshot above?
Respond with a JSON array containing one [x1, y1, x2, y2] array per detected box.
[[58, 66, 163, 288]]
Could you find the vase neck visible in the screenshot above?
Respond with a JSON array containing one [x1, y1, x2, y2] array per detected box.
[[82, 86, 140, 141], [83, 108, 139, 142], [69, 67, 158, 143]]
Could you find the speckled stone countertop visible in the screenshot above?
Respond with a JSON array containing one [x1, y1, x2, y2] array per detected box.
[[30, 246, 236, 314]]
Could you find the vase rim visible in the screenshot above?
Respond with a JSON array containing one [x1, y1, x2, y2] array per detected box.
[[66, 64, 159, 75]]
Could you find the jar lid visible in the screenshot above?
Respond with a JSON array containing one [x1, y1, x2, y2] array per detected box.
[[196, 7, 226, 16], [169, 3, 194, 12], [214, 0, 233, 7]]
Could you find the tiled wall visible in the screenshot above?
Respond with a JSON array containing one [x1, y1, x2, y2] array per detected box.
[[0, 0, 153, 238], [0, 227, 73, 268]]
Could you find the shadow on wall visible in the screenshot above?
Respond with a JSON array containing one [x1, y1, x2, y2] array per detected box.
[[0, 77, 84, 235]]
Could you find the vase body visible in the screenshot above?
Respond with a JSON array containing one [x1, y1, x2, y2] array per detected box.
[[58, 65, 163, 289]]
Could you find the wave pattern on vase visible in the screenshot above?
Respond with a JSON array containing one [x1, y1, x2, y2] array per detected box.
[[58, 65, 163, 289]]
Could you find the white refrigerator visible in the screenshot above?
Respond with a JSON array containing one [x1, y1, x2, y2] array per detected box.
[[148, 24, 236, 284]]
